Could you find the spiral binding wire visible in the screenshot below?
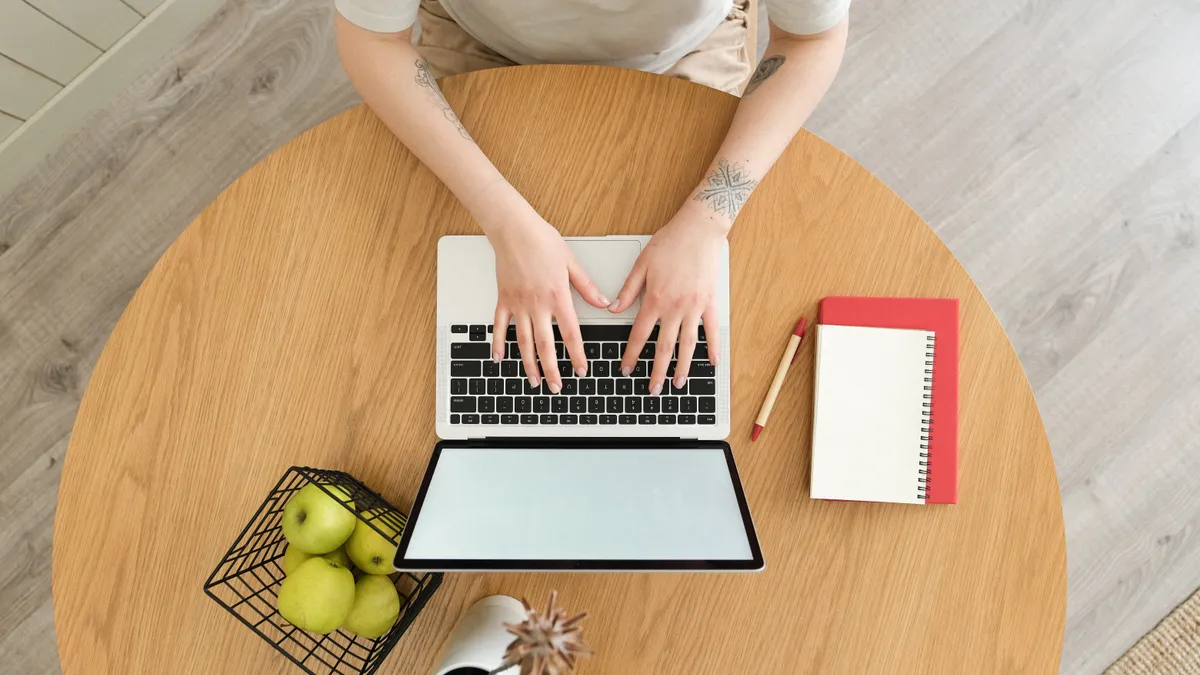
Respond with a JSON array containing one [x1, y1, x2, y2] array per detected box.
[[918, 333, 936, 501]]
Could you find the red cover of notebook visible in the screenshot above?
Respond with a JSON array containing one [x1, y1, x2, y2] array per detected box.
[[818, 297, 959, 504]]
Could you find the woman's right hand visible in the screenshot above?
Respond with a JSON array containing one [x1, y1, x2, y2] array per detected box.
[[484, 201, 609, 393]]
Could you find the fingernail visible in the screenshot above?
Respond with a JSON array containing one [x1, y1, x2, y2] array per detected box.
[[621, 365, 632, 377], [608, 300, 621, 311], [651, 383, 662, 395], [675, 377, 685, 388], [492, 354, 501, 363], [598, 295, 610, 305], [530, 375, 540, 387], [576, 365, 588, 377], [549, 381, 561, 394], [712, 355, 720, 366]]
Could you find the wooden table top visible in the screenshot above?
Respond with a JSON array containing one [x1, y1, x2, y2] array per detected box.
[[52, 65, 1066, 674]]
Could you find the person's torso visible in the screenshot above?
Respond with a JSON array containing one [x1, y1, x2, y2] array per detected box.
[[439, 0, 734, 73]]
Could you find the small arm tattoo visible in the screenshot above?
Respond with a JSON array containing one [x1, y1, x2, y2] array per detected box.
[[414, 59, 472, 140], [743, 55, 785, 96], [693, 158, 759, 220]]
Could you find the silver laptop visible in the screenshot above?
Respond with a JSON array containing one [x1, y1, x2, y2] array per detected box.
[[436, 235, 732, 440]]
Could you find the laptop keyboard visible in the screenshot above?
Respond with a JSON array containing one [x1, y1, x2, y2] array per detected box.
[[448, 324, 717, 426]]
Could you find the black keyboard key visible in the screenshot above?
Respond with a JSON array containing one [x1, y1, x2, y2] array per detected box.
[[616, 379, 633, 395], [451, 342, 491, 359], [593, 361, 610, 377], [483, 414, 499, 424], [610, 360, 624, 376], [678, 414, 696, 424], [502, 414, 519, 424], [451, 324, 468, 333], [648, 326, 660, 340], [451, 378, 468, 395], [469, 324, 486, 335], [502, 361, 518, 377], [634, 379, 650, 395], [505, 379, 523, 395], [662, 397, 679, 413], [584, 343, 601, 359], [450, 414, 461, 424], [540, 414, 558, 425], [602, 343, 620, 359], [580, 379, 596, 395], [632, 361, 648, 377], [534, 397, 550, 413], [697, 326, 706, 340], [658, 414, 676, 424], [560, 414, 578, 424], [478, 397, 495, 413], [451, 361, 481, 377], [462, 414, 480, 424], [588, 397, 605, 413], [598, 379, 614, 395], [524, 380, 541, 394], [521, 414, 538, 424], [552, 397, 568, 413], [606, 397, 622, 413], [619, 415, 636, 425], [506, 326, 518, 341], [470, 378, 486, 395], [450, 397, 475, 412], [638, 414, 656, 425], [579, 325, 632, 341], [639, 343, 655, 359], [488, 324, 493, 333], [559, 363, 572, 377], [699, 415, 716, 425], [600, 415, 617, 425], [483, 361, 500, 377], [670, 381, 687, 395], [694, 343, 709, 359], [681, 396, 697, 413], [581, 414, 598, 425], [487, 379, 504, 395], [690, 379, 716, 395], [561, 379, 577, 395], [570, 397, 586, 413], [506, 343, 520, 360], [515, 397, 532, 413], [626, 397, 642, 413], [690, 363, 716, 378], [699, 397, 716, 413], [644, 397, 660, 413], [497, 397, 514, 412], [469, 332, 486, 341], [555, 344, 565, 359]]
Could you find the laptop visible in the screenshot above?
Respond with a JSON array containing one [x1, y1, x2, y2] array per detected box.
[[392, 235, 761, 572]]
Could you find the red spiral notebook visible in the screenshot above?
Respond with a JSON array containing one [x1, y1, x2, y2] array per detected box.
[[811, 297, 959, 504]]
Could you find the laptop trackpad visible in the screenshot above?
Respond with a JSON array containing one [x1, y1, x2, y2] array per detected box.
[[566, 238, 642, 319]]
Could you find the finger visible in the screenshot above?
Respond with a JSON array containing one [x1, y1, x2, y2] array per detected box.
[[492, 306, 511, 362], [650, 319, 681, 395], [534, 313, 562, 393], [516, 315, 540, 387], [556, 299, 588, 376], [702, 304, 720, 366], [621, 310, 658, 377], [674, 314, 701, 388], [608, 262, 645, 313], [567, 256, 609, 310]]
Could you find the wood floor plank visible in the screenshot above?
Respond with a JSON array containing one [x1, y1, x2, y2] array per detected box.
[[2, 0, 1199, 673]]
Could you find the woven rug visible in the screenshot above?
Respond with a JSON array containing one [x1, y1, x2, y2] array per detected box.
[[1106, 587, 1200, 675]]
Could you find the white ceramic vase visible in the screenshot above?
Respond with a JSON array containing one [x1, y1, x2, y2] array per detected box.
[[433, 595, 527, 675]]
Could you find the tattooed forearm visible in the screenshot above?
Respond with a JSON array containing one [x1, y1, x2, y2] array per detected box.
[[414, 59, 472, 140], [693, 159, 759, 220], [743, 55, 785, 96]]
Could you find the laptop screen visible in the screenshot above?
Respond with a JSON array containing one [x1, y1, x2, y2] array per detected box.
[[394, 442, 762, 571]]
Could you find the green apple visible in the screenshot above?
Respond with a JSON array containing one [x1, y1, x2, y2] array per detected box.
[[342, 575, 401, 639], [276, 557, 355, 634], [282, 484, 356, 554], [281, 544, 352, 575], [346, 509, 402, 575]]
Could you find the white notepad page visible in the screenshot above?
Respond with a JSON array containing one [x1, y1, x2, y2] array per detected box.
[[810, 324, 935, 505]]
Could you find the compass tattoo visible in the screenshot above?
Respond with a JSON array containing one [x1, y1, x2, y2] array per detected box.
[[414, 59, 471, 140], [693, 159, 759, 219]]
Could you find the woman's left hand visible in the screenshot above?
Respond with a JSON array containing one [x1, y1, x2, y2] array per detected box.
[[609, 203, 725, 394]]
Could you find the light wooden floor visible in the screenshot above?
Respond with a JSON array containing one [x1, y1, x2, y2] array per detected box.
[[1, 0, 1197, 673]]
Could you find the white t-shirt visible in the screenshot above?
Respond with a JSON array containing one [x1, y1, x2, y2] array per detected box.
[[336, 0, 850, 74]]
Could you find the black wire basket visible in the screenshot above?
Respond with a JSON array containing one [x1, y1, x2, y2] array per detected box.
[[204, 466, 442, 675]]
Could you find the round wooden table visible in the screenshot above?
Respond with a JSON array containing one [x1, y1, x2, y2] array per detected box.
[[53, 65, 1066, 674]]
